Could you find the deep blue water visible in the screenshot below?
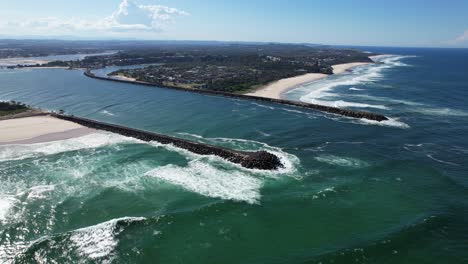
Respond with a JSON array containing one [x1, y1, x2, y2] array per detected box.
[[0, 47, 467, 263]]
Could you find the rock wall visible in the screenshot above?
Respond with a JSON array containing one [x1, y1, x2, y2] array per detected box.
[[52, 114, 284, 170], [84, 71, 388, 122]]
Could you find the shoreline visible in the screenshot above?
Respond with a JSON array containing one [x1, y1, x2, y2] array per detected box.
[[0, 115, 95, 145], [246, 61, 372, 99], [83, 71, 388, 122]]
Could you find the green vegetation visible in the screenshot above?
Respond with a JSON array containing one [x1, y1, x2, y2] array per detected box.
[[101, 43, 375, 93], [0, 101, 30, 116], [1, 40, 376, 93]]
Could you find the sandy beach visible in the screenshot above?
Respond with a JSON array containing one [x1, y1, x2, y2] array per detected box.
[[245, 61, 371, 99], [0, 59, 49, 67], [111, 74, 137, 82], [0, 115, 95, 145]]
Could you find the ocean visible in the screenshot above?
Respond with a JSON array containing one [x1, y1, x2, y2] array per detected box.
[[0, 47, 467, 263]]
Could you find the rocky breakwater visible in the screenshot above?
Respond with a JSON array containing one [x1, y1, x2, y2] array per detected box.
[[84, 71, 388, 122], [52, 114, 284, 170]]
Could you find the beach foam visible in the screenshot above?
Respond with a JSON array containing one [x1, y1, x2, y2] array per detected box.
[[0, 132, 139, 162], [297, 55, 416, 108]]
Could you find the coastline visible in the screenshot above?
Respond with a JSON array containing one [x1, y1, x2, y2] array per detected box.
[[83, 70, 388, 121], [244, 73, 328, 99], [0, 115, 95, 145], [245, 61, 372, 99]]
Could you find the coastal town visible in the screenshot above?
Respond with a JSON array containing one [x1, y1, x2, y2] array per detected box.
[[3, 42, 375, 94]]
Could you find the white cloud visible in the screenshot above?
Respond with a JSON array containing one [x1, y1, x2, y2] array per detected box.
[[444, 29, 468, 46], [455, 29, 468, 42], [0, 0, 188, 35]]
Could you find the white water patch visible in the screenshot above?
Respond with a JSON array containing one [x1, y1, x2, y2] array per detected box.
[[352, 117, 410, 129], [309, 99, 389, 110], [352, 94, 468, 117], [146, 160, 262, 204], [175, 133, 300, 176], [100, 110, 115, 116], [70, 217, 146, 262], [351, 94, 424, 106], [315, 155, 369, 168], [0, 195, 18, 221], [149, 133, 301, 203], [25, 185, 56, 200], [312, 187, 337, 200], [349, 87, 364, 91], [296, 55, 416, 109], [411, 106, 468, 117], [0, 132, 139, 162]]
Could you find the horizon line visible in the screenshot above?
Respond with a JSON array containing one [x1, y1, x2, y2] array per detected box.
[[1, 36, 467, 50]]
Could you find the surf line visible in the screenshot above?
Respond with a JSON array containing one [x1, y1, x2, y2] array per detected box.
[[84, 71, 388, 122], [51, 113, 284, 170]]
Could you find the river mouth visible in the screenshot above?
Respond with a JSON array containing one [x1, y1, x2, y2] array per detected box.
[[1, 47, 468, 263]]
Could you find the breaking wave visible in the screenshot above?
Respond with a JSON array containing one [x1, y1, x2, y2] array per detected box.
[[6, 217, 146, 263], [352, 117, 410, 129], [145, 160, 262, 204], [0, 132, 139, 162], [69, 217, 146, 261], [151, 133, 302, 203], [296, 55, 413, 109]]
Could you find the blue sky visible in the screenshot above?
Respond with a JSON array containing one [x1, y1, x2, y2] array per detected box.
[[0, 0, 467, 47]]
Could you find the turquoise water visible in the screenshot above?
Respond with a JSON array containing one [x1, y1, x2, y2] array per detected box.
[[0, 47, 467, 263]]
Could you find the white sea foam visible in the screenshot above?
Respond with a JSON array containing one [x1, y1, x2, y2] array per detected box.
[[146, 160, 262, 204], [315, 155, 368, 168], [412, 107, 468, 117], [70, 217, 146, 261], [0, 132, 139, 162], [352, 94, 468, 117], [100, 110, 115, 116], [297, 55, 416, 111], [0, 195, 17, 221], [351, 94, 424, 106], [160, 133, 300, 175], [195, 136, 299, 175], [25, 185, 56, 200], [349, 87, 364, 91], [309, 99, 389, 110], [312, 187, 336, 199], [352, 117, 410, 129], [146, 133, 301, 203], [251, 102, 276, 110]]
